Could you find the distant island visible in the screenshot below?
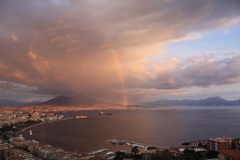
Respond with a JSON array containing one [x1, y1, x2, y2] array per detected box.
[[142, 96, 240, 106]]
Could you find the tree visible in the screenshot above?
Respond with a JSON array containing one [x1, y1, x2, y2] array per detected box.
[[207, 150, 218, 158], [131, 146, 139, 155], [183, 149, 194, 155], [113, 155, 123, 160], [198, 143, 202, 147], [182, 142, 190, 146], [151, 152, 172, 160]]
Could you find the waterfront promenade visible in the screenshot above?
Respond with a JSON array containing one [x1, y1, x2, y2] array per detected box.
[[21, 117, 77, 132], [107, 138, 169, 150], [21, 121, 47, 132]]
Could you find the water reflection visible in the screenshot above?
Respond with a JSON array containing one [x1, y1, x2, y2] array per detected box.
[[22, 108, 240, 152]]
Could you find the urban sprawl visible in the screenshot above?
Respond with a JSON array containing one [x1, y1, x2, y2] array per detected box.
[[0, 105, 240, 160]]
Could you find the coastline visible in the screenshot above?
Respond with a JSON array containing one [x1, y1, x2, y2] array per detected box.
[[21, 121, 47, 132], [2, 108, 240, 160]]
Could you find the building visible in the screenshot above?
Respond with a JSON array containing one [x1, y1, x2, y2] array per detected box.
[[142, 152, 153, 160], [58, 115, 64, 120], [233, 138, 240, 150], [31, 112, 40, 119], [218, 150, 240, 160], [169, 147, 182, 157], [146, 146, 159, 153], [33, 145, 64, 159], [189, 140, 208, 147], [28, 140, 40, 153], [208, 137, 233, 151], [9, 137, 29, 149]]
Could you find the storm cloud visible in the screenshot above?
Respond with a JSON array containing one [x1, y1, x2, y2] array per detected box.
[[0, 0, 240, 103]]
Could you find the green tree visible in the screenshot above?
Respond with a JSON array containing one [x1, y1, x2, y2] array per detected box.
[[182, 142, 190, 146], [151, 152, 172, 160], [183, 149, 194, 155], [131, 146, 139, 155]]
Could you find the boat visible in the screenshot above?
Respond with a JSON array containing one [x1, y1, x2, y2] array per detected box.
[[117, 140, 125, 145], [105, 152, 114, 156], [99, 112, 113, 116], [105, 152, 115, 159], [29, 130, 32, 136], [111, 140, 118, 145], [105, 113, 113, 115], [126, 143, 132, 146], [75, 115, 88, 119]]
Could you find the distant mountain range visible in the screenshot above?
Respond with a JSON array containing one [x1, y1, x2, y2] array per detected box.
[[142, 96, 240, 106], [0, 99, 39, 106], [1, 96, 240, 107], [0, 95, 119, 107], [38, 95, 104, 106]]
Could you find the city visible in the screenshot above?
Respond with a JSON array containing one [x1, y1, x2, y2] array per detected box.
[[0, 106, 240, 160], [1, 0, 240, 160]]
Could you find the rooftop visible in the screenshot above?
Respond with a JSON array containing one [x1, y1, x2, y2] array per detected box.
[[209, 137, 233, 142], [219, 150, 240, 160]]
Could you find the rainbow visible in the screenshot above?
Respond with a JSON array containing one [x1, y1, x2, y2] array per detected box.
[[88, 16, 129, 106], [111, 49, 129, 106]]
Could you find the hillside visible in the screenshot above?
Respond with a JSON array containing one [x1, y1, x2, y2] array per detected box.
[[142, 96, 240, 106], [38, 95, 98, 106], [0, 99, 39, 106]]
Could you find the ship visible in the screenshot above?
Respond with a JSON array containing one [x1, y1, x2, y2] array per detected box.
[[99, 112, 113, 115], [75, 115, 88, 119]]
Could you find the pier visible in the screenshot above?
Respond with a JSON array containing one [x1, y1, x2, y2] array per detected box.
[[88, 147, 108, 156], [107, 138, 169, 150]]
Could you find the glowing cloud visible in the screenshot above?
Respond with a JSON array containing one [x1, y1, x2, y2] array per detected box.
[[0, 0, 240, 103], [11, 35, 18, 42]]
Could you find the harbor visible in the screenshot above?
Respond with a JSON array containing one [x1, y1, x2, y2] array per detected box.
[[107, 138, 169, 150], [88, 147, 108, 156]]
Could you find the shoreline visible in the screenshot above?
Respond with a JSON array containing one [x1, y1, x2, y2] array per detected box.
[[21, 121, 47, 132], [17, 108, 240, 153]]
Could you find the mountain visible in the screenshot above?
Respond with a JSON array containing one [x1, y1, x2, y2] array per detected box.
[[197, 96, 228, 106], [0, 99, 39, 106], [38, 95, 99, 106], [0, 99, 24, 106], [142, 96, 240, 106]]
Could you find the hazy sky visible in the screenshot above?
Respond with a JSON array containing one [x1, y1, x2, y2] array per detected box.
[[0, 0, 240, 104]]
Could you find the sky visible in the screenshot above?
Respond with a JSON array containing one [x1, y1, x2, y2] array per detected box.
[[0, 0, 240, 105]]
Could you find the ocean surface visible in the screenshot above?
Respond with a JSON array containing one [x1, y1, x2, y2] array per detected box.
[[22, 107, 240, 153]]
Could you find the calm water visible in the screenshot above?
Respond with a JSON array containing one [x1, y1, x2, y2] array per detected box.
[[22, 107, 240, 152]]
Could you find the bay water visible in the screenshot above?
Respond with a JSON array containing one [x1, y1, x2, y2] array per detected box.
[[22, 107, 240, 152]]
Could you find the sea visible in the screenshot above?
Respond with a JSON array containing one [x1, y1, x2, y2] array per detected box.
[[22, 107, 240, 153]]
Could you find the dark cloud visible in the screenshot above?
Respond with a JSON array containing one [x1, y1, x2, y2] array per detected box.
[[0, 81, 36, 92], [0, 0, 240, 103], [141, 55, 240, 90]]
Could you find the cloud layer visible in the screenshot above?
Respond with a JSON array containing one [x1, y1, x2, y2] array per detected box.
[[142, 55, 240, 89], [0, 0, 240, 103]]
